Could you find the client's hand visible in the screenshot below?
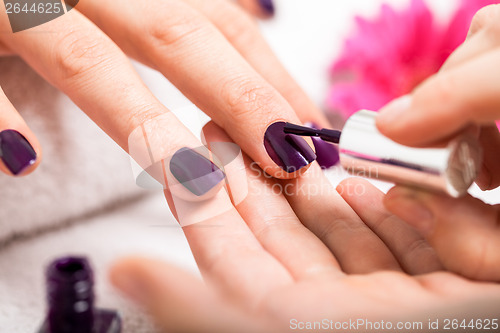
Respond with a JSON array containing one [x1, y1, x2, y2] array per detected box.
[[109, 123, 500, 333], [0, 0, 327, 178], [377, 5, 500, 281]]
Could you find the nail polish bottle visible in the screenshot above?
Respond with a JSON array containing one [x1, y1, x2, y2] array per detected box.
[[285, 110, 483, 197], [338, 110, 482, 197], [38, 256, 121, 333]]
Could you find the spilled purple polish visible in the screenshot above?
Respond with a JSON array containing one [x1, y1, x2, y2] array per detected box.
[[305, 122, 340, 169], [258, 0, 275, 15], [38, 257, 121, 333], [264, 122, 316, 173], [0, 129, 37, 175], [170, 147, 226, 196]]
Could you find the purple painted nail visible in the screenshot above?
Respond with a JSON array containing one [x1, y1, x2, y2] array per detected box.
[[0, 130, 36, 175], [38, 256, 121, 333], [258, 0, 275, 15], [264, 122, 316, 173], [305, 122, 340, 169], [170, 147, 226, 196]]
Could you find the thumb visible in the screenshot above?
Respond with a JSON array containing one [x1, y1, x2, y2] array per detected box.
[[384, 187, 500, 281], [376, 49, 500, 147]]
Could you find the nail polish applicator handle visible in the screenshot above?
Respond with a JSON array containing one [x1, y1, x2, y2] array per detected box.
[[284, 110, 483, 197], [283, 123, 341, 144]]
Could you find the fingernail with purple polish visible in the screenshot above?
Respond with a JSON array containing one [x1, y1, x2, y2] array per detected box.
[[0, 130, 37, 175], [264, 122, 316, 173], [170, 147, 226, 196], [258, 0, 275, 16], [305, 122, 340, 169]]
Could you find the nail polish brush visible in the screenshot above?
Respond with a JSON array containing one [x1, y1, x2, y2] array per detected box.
[[283, 123, 342, 144], [284, 110, 482, 197]]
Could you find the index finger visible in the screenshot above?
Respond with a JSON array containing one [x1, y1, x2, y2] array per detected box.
[[376, 48, 500, 146], [76, 0, 317, 179], [1, 11, 233, 200]]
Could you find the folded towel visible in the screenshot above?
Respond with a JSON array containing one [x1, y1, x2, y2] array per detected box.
[[0, 56, 198, 333], [0, 57, 145, 245], [0, 191, 194, 333]]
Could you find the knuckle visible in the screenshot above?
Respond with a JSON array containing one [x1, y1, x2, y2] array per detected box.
[[318, 218, 370, 242], [144, 7, 207, 51], [221, 77, 278, 124], [404, 239, 433, 263], [255, 214, 300, 239], [222, 9, 260, 47], [54, 29, 112, 82], [125, 103, 164, 135]]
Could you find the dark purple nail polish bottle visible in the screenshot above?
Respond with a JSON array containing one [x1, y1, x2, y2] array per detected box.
[[38, 257, 121, 333]]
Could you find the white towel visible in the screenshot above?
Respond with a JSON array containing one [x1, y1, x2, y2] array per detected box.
[[0, 57, 145, 245], [0, 56, 196, 333]]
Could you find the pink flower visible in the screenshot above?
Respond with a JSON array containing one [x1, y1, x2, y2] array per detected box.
[[327, 0, 499, 130]]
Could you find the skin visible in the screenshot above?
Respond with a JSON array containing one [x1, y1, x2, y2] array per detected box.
[[110, 123, 500, 332], [1, 1, 497, 330], [237, 0, 275, 19], [376, 4, 500, 282], [0, 0, 328, 178], [108, 6, 500, 331]]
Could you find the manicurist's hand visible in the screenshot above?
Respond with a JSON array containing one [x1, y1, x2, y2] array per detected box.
[[0, 0, 329, 178], [376, 5, 500, 281], [108, 123, 500, 333]]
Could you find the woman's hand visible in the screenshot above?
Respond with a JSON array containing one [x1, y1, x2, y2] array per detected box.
[[376, 5, 500, 281], [0, 0, 330, 178], [108, 123, 500, 333]]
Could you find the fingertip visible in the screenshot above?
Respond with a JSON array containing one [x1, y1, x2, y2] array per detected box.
[[263, 121, 316, 179], [109, 256, 150, 285], [384, 186, 436, 236], [376, 95, 413, 137], [109, 256, 152, 305], [385, 185, 410, 198], [376, 91, 461, 147], [109, 259, 127, 288], [0, 129, 41, 177], [385, 185, 434, 203], [339, 177, 372, 188], [9, 150, 42, 177], [335, 180, 345, 194], [263, 162, 315, 180], [335, 178, 354, 202], [203, 120, 314, 180], [384, 186, 425, 212], [237, 0, 275, 19], [336, 177, 362, 195]]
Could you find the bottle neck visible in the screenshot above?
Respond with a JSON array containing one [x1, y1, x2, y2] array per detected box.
[[46, 257, 95, 333]]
